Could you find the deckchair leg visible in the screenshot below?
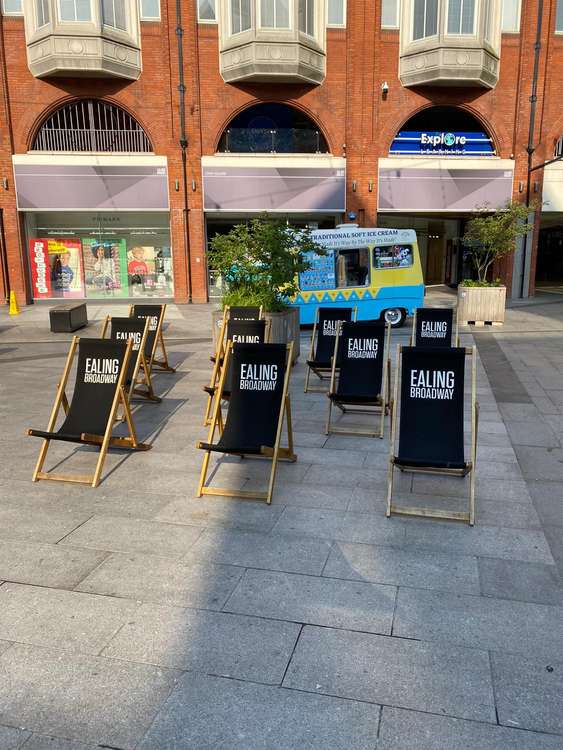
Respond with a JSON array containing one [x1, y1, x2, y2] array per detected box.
[[379, 400, 385, 439], [285, 396, 295, 456], [304, 365, 312, 393], [121, 390, 140, 448], [326, 398, 333, 435], [32, 439, 51, 482], [386, 461, 394, 517], [197, 450, 212, 497]]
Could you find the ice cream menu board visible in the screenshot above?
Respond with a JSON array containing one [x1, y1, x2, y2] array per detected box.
[[299, 249, 336, 291]]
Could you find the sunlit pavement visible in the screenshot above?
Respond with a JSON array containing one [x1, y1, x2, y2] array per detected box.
[[0, 298, 562, 749]]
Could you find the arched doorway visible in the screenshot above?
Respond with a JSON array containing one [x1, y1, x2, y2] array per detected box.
[[379, 106, 509, 286], [217, 103, 329, 154], [19, 99, 173, 302]]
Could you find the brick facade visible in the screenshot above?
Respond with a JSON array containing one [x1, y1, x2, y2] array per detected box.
[[0, 0, 561, 305]]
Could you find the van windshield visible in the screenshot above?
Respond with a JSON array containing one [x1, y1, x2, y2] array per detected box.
[[373, 244, 413, 270]]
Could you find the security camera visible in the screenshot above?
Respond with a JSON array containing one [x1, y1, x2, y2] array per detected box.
[[381, 81, 389, 94]]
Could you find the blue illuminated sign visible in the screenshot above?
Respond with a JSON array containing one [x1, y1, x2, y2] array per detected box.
[[390, 131, 494, 157]]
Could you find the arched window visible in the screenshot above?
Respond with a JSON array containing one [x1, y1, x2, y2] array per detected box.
[[217, 103, 329, 154], [31, 100, 152, 153], [390, 107, 495, 156]]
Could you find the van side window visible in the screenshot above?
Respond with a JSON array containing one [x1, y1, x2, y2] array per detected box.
[[373, 244, 414, 270], [335, 247, 370, 288]]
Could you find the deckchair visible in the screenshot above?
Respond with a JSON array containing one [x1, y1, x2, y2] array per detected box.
[[129, 303, 175, 373], [28, 337, 150, 487], [197, 341, 295, 504], [100, 316, 160, 404], [211, 305, 263, 365], [411, 307, 459, 347], [204, 317, 270, 426], [386, 345, 478, 525], [326, 320, 391, 438], [304, 306, 357, 393]]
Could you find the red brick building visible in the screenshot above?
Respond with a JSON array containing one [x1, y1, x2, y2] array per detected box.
[[0, 0, 562, 306]]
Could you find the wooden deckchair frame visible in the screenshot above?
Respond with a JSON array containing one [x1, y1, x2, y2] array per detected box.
[[129, 303, 175, 374], [304, 306, 358, 393], [196, 341, 295, 504], [211, 305, 264, 365], [411, 307, 459, 347], [203, 316, 271, 427], [29, 337, 151, 488], [100, 316, 160, 405], [326, 322, 392, 439], [386, 344, 479, 526]]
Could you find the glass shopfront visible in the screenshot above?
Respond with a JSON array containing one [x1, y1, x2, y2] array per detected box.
[[25, 211, 174, 300]]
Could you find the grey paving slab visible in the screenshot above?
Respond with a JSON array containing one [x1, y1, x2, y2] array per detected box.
[[184, 529, 331, 575], [103, 602, 300, 683], [0, 643, 180, 749], [19, 735, 94, 750], [137, 672, 381, 750], [59, 515, 203, 558], [154, 497, 284, 532], [479, 558, 563, 605], [283, 625, 496, 722], [405, 522, 553, 563], [394, 588, 563, 659], [0, 507, 90, 544], [324, 541, 480, 594], [499, 402, 542, 421], [505, 420, 560, 447], [0, 725, 29, 750], [412, 476, 531, 502], [514, 445, 563, 481], [224, 569, 396, 634], [0, 583, 137, 655], [76, 552, 244, 609], [492, 651, 563, 736], [376, 707, 563, 749], [271, 508, 407, 545], [525, 483, 563, 529], [267, 482, 354, 509], [0, 541, 107, 589]]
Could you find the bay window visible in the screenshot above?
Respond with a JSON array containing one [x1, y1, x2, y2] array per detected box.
[[231, 0, 251, 32], [447, 0, 475, 34], [298, 0, 313, 34], [413, 0, 438, 39], [58, 0, 91, 21], [261, 0, 289, 28]]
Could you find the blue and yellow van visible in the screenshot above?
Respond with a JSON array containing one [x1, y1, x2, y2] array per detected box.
[[291, 225, 424, 327]]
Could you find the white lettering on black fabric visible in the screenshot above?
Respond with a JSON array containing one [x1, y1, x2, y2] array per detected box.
[[421, 321, 448, 339], [232, 334, 260, 343], [409, 369, 455, 400], [84, 357, 120, 384], [116, 331, 142, 350], [322, 320, 340, 336], [347, 338, 379, 359], [239, 363, 278, 391]]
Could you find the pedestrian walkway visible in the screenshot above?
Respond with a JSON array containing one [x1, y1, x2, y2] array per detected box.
[[0, 301, 562, 749]]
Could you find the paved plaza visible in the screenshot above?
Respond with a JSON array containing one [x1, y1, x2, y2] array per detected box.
[[0, 297, 563, 749]]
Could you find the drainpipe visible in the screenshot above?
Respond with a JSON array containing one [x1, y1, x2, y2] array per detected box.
[[176, 0, 193, 303], [0, 11, 13, 303], [519, 0, 543, 298]]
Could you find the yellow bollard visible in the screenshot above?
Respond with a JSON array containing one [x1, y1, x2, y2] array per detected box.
[[8, 290, 20, 316]]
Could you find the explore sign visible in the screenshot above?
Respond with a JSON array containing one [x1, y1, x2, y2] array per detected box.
[[389, 131, 494, 157]]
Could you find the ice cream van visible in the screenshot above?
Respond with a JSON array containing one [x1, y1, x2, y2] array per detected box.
[[291, 225, 424, 327]]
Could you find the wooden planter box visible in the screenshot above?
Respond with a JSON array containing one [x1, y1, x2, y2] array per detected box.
[[211, 306, 300, 363], [457, 285, 506, 325]]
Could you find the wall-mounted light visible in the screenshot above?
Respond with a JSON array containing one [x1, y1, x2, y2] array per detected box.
[[518, 181, 523, 193], [174, 179, 180, 192], [381, 81, 389, 94], [352, 180, 357, 192], [1, 178, 8, 190], [368, 181, 373, 192], [533, 181, 539, 193], [191, 180, 197, 191]]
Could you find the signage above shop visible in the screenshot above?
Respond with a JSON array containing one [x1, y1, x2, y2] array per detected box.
[[389, 131, 494, 157]]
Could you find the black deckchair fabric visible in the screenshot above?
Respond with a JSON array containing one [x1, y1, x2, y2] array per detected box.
[[109, 317, 145, 385], [415, 308, 454, 348], [131, 304, 163, 362], [229, 306, 261, 321], [309, 307, 353, 367], [330, 321, 386, 402], [205, 319, 267, 397], [201, 343, 287, 455], [29, 338, 128, 444], [396, 346, 466, 470]]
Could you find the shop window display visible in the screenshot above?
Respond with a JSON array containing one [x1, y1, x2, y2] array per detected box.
[[26, 212, 174, 300]]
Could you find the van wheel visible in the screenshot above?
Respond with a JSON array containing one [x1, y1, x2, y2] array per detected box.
[[382, 308, 406, 327]]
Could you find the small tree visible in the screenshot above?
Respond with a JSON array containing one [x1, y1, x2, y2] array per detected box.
[[209, 215, 324, 311], [461, 201, 532, 285]]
